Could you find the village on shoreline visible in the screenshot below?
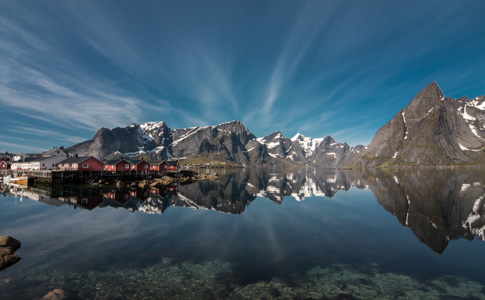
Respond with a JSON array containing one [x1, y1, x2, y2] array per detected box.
[[0, 147, 218, 187]]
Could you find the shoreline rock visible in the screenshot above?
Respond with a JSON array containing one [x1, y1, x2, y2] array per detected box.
[[0, 236, 21, 271], [88, 170, 218, 189]]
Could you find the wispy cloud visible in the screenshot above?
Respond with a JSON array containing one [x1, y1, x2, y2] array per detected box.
[[0, 47, 151, 132], [258, 2, 337, 120], [7, 127, 86, 144], [0, 140, 47, 152], [297, 112, 336, 134]]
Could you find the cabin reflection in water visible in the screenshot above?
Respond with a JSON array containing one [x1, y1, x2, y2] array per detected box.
[[2, 168, 485, 253]]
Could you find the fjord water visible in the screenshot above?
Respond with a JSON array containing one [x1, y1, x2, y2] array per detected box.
[[1, 168, 484, 299]]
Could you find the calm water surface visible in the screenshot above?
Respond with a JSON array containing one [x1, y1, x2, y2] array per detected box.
[[1, 168, 484, 299]]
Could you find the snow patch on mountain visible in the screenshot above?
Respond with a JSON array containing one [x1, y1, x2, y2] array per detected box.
[[291, 133, 324, 154], [402, 111, 408, 140], [461, 105, 476, 121]]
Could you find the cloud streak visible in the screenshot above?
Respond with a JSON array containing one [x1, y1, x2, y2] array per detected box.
[[0, 140, 47, 152]]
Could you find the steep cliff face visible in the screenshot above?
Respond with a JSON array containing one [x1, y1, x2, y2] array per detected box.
[[170, 121, 256, 165], [361, 82, 485, 166]]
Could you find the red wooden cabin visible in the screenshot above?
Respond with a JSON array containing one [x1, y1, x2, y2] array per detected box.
[[149, 160, 167, 172], [104, 159, 131, 173], [130, 159, 150, 173], [0, 161, 11, 170], [0, 154, 11, 170], [166, 160, 178, 171]]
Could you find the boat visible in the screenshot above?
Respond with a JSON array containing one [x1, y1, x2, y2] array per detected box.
[[3, 175, 29, 186]]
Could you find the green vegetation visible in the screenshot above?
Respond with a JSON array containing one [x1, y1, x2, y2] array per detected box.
[[179, 157, 242, 168]]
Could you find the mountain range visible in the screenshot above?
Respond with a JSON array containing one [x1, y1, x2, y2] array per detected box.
[[67, 82, 485, 167], [66, 120, 364, 167]]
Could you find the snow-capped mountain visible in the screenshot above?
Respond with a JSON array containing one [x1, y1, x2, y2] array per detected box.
[[257, 131, 365, 166], [67, 120, 364, 167]]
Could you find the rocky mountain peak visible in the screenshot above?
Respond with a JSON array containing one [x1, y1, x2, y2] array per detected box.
[[323, 135, 336, 145], [93, 127, 110, 138], [264, 131, 285, 141], [361, 82, 485, 167], [291, 133, 305, 141], [405, 81, 444, 120]]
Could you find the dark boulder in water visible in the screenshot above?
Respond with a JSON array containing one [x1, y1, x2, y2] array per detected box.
[[0, 236, 21, 271]]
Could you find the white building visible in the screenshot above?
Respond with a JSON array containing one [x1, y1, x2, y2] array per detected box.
[[11, 156, 67, 171], [41, 147, 67, 157]]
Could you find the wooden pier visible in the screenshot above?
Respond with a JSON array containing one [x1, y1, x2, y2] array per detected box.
[[2, 169, 170, 185], [20, 170, 103, 184]]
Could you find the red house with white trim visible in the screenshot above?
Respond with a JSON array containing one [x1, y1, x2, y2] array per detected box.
[[149, 160, 168, 172], [166, 160, 178, 171], [149, 160, 178, 172], [0, 161, 11, 170], [130, 159, 150, 173], [56, 157, 104, 171], [104, 159, 131, 173], [1, 154, 12, 170]]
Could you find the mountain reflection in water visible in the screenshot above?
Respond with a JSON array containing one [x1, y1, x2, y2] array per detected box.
[[2, 168, 485, 254]]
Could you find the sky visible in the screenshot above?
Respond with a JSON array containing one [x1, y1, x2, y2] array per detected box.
[[1, 0, 485, 154]]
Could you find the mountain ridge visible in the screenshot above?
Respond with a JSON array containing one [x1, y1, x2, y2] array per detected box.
[[66, 120, 362, 167], [66, 82, 485, 167]]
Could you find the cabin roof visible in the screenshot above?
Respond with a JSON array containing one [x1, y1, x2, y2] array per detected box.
[[58, 156, 94, 164], [42, 147, 66, 156], [167, 160, 178, 166], [105, 158, 130, 165], [128, 159, 149, 165], [147, 160, 166, 165]]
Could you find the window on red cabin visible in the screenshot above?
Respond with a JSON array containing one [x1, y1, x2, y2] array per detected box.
[[145, 165, 148, 169], [82, 163, 88, 168], [125, 164, 130, 169]]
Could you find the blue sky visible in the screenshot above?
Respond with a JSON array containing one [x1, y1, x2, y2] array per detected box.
[[1, 0, 485, 154]]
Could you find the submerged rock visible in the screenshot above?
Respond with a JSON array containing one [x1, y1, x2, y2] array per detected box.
[[0, 236, 21, 271], [41, 288, 68, 300]]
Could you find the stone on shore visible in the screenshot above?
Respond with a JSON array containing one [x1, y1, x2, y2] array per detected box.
[[0, 236, 21, 271]]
